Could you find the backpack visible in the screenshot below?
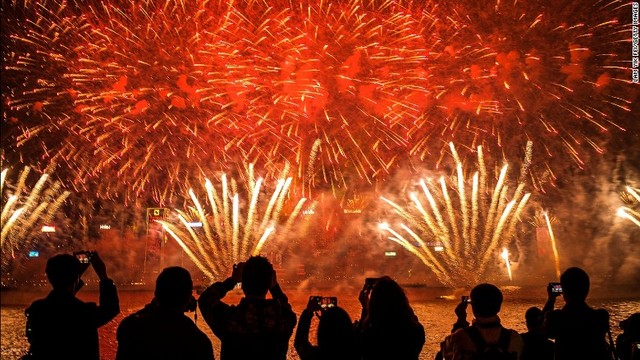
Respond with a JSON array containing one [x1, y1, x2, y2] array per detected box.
[[465, 326, 517, 360]]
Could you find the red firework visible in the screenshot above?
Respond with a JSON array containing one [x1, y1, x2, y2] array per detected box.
[[1, 0, 634, 202]]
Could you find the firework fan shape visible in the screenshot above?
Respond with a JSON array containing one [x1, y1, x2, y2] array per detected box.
[[379, 142, 532, 288], [2, 0, 633, 203], [1, 166, 70, 271], [158, 163, 310, 281], [618, 185, 640, 227]]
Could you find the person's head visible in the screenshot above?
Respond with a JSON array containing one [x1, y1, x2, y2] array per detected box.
[[317, 306, 356, 352], [470, 283, 503, 318], [525, 306, 543, 332], [241, 255, 273, 298], [367, 276, 415, 326], [619, 313, 640, 335], [154, 266, 193, 310], [560, 267, 590, 303], [46, 254, 82, 291]]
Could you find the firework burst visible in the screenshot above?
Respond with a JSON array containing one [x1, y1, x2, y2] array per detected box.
[[159, 163, 310, 281], [409, 1, 633, 176], [379, 142, 531, 288], [2, 0, 633, 202], [618, 185, 640, 227], [1, 166, 70, 271]]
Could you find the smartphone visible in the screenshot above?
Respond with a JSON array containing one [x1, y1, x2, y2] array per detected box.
[[318, 296, 337, 310], [310, 296, 338, 310], [74, 251, 93, 264], [461, 295, 471, 303], [549, 282, 563, 294]]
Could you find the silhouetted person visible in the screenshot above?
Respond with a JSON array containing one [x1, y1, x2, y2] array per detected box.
[[356, 276, 425, 360], [24, 252, 119, 360], [115, 266, 214, 360], [198, 255, 297, 360], [616, 313, 640, 360], [295, 297, 359, 360], [441, 283, 523, 360], [543, 267, 612, 360], [521, 306, 554, 360]]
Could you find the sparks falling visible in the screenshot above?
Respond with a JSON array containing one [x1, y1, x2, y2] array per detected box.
[[2, 0, 633, 202], [500, 248, 512, 281], [544, 211, 562, 278], [159, 164, 309, 281], [379, 142, 531, 288], [1, 167, 70, 271]]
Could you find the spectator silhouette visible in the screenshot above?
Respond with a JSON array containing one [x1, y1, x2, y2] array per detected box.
[[294, 297, 359, 360], [198, 255, 297, 360], [115, 266, 214, 360], [543, 267, 612, 360], [440, 283, 523, 360], [521, 306, 554, 360], [356, 276, 425, 360], [23, 252, 119, 360], [616, 313, 640, 360]]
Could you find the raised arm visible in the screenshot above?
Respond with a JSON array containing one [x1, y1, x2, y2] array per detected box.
[[294, 308, 315, 360], [197, 263, 243, 336], [269, 269, 297, 331], [91, 252, 120, 326], [451, 297, 470, 333]]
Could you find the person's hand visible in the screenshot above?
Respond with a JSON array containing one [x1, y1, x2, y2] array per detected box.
[[306, 296, 322, 313], [359, 285, 371, 308], [90, 252, 108, 280], [455, 298, 468, 321], [547, 283, 561, 300], [231, 262, 245, 283]]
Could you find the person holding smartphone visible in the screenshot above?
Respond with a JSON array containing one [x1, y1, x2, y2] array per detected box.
[[439, 283, 523, 360], [356, 275, 425, 360], [542, 267, 612, 360], [294, 296, 358, 360], [23, 252, 120, 360], [198, 255, 297, 360]]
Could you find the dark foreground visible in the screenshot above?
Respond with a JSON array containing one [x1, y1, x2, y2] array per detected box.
[[2, 285, 639, 360]]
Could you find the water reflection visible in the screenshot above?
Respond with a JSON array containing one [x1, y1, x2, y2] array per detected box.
[[2, 289, 638, 360]]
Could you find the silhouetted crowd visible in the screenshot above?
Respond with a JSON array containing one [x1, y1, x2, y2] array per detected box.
[[21, 252, 640, 360]]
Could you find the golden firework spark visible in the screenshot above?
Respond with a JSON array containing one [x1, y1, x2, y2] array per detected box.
[[500, 247, 512, 281], [617, 186, 640, 228], [1, 167, 70, 270], [543, 211, 562, 278], [379, 142, 531, 287], [159, 164, 310, 281]]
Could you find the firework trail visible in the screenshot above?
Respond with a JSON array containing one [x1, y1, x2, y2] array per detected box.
[[618, 185, 640, 227], [2, 0, 633, 202], [543, 211, 562, 278], [159, 164, 310, 281], [379, 142, 531, 288], [500, 247, 512, 281], [1, 166, 70, 271]]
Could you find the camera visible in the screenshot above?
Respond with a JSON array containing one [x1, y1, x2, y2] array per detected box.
[[549, 282, 563, 294], [310, 296, 337, 310], [74, 251, 94, 264], [461, 296, 471, 304]]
